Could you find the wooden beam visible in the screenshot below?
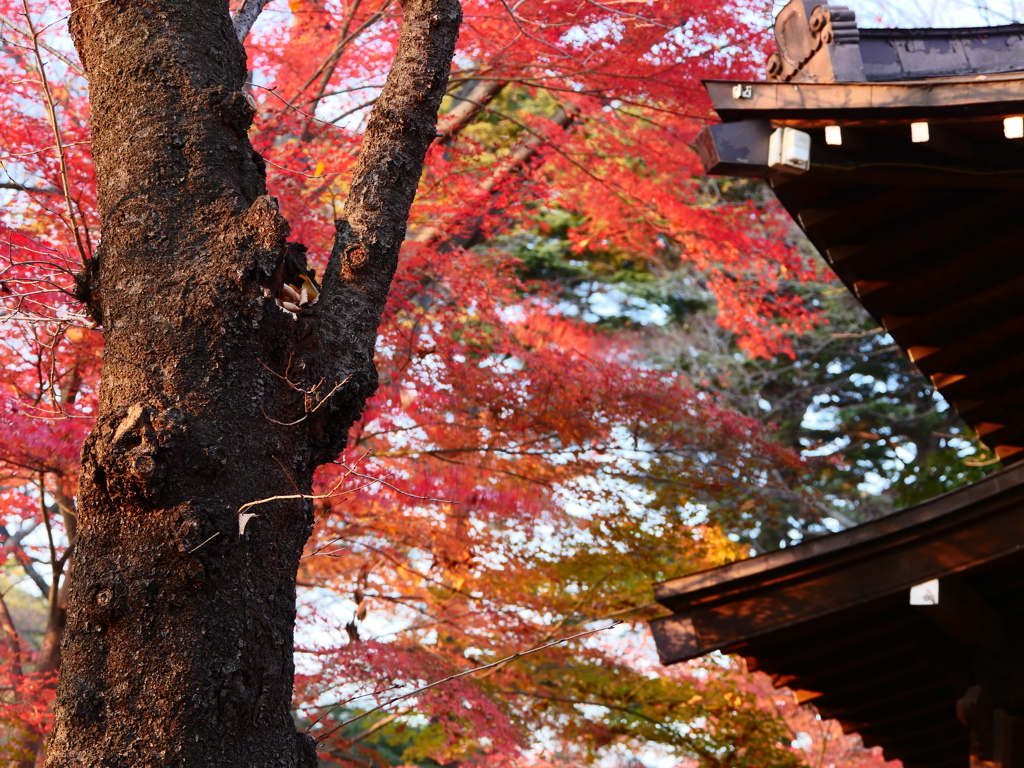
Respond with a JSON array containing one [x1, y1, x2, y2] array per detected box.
[[965, 421, 1024, 455], [807, 166, 1024, 190], [652, 465, 1024, 663], [793, 659, 934, 708], [884, 310, 1024, 378], [845, 187, 1022, 284], [796, 185, 943, 243], [870, 728, 969, 763], [854, 221, 1024, 318], [773, 184, 1012, 284], [817, 676, 960, 723], [839, 695, 958, 736], [932, 347, 1024, 401], [706, 76, 1024, 123], [745, 614, 920, 675], [648, 615, 698, 665], [693, 120, 774, 177], [868, 717, 971, 750], [796, 185, 893, 229], [884, 273, 1024, 356], [912, 576, 1005, 653], [775, 640, 921, 692], [953, 381, 1024, 424]]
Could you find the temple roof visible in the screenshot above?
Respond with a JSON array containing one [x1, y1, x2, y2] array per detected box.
[[696, 21, 1024, 464], [652, 4, 1024, 766], [652, 463, 1024, 767], [765, 2, 1024, 83]]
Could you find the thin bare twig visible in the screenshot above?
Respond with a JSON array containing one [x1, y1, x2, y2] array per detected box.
[[304, 684, 403, 732], [350, 709, 406, 741], [0, 521, 48, 596], [0, 590, 23, 677], [237, 460, 365, 516], [187, 532, 221, 554], [314, 621, 622, 743], [0, 12, 84, 75], [38, 473, 57, 572], [21, 2, 91, 264], [330, 461, 454, 504], [0, 181, 60, 195], [300, 0, 395, 117]]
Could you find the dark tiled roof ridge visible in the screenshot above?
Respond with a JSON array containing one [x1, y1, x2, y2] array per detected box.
[[857, 22, 1024, 37]]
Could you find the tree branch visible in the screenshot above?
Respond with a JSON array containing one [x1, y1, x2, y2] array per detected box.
[[0, 181, 60, 195], [231, 0, 273, 42], [0, 589, 22, 675], [435, 78, 508, 145], [0, 521, 49, 597], [350, 709, 407, 741], [330, 0, 462, 295], [314, 621, 621, 743], [412, 103, 576, 246], [306, 0, 462, 466], [0, 12, 84, 76], [22, 1, 91, 264], [299, 0, 395, 124], [502, 689, 668, 726]]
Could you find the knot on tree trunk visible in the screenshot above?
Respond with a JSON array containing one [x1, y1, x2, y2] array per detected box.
[[83, 403, 188, 505], [72, 253, 102, 326], [339, 243, 370, 279], [200, 84, 256, 138], [232, 194, 292, 282]]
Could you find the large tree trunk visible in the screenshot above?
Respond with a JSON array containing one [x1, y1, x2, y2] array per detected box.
[[47, 1, 460, 766]]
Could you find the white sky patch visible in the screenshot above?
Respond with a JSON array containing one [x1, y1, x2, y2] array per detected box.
[[773, 0, 1024, 26], [584, 286, 671, 325]]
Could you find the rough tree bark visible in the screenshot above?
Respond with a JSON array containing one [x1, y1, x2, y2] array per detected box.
[[47, 1, 460, 765]]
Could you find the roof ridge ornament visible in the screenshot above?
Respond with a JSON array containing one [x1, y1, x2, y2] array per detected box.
[[825, 5, 860, 44], [766, 1, 865, 83]]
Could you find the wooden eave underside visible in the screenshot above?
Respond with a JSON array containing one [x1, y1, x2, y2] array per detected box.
[[652, 463, 1024, 768], [706, 75, 1024, 123], [703, 74, 1024, 463]]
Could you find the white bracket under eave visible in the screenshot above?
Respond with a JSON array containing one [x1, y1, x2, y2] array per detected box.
[[768, 127, 811, 173], [909, 578, 940, 605]]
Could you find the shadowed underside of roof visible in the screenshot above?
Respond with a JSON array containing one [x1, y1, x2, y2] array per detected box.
[[774, 116, 1024, 464]]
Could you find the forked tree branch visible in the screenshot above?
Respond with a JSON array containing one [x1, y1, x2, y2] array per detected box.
[[21, 1, 91, 264], [332, 0, 463, 284]]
